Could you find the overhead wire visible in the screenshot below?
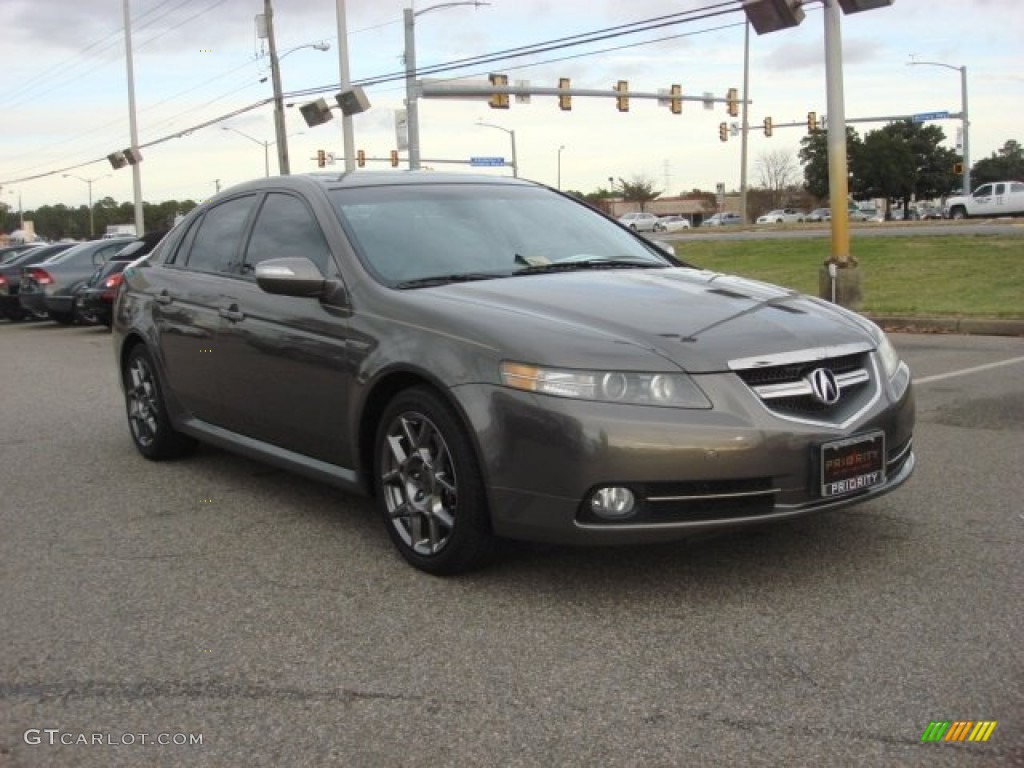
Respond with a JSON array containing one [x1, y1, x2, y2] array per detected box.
[[1, 1, 748, 187]]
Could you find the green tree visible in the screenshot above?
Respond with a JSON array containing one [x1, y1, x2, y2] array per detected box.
[[971, 140, 1024, 187], [798, 127, 862, 200], [851, 121, 957, 212]]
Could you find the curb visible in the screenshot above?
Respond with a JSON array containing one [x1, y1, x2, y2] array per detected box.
[[866, 315, 1024, 338]]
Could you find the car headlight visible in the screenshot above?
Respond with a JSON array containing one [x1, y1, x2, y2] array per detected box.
[[876, 332, 911, 399], [500, 362, 711, 408]]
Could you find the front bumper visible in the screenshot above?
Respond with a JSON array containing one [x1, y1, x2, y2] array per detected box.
[[452, 372, 915, 546], [76, 288, 113, 322], [18, 291, 46, 314]]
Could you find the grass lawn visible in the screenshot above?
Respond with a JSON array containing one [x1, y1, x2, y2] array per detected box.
[[669, 233, 1024, 318]]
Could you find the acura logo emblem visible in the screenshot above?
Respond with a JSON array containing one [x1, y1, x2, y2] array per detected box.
[[808, 368, 840, 405]]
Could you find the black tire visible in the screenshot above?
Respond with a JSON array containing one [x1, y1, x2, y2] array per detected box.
[[951, 207, 968, 220], [122, 345, 197, 460], [49, 310, 76, 325], [374, 387, 496, 575]]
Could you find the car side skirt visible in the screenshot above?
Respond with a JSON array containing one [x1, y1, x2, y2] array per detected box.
[[177, 417, 362, 492]]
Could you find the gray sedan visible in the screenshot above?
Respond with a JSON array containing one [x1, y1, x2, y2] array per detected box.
[[113, 173, 915, 574]]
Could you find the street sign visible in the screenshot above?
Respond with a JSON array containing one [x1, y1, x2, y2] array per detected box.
[[912, 110, 950, 123], [470, 156, 505, 167]]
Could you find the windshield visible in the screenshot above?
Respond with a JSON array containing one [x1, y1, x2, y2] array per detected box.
[[328, 183, 670, 286]]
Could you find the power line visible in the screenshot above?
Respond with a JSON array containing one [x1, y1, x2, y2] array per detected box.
[[1, 2, 747, 188]]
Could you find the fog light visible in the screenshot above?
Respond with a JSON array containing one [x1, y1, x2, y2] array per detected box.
[[589, 487, 636, 519]]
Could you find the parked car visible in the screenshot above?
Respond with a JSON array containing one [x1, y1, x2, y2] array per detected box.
[[889, 207, 919, 221], [807, 208, 831, 222], [756, 209, 805, 224], [0, 243, 43, 265], [74, 230, 167, 326], [0, 242, 75, 321], [18, 237, 133, 324], [617, 212, 659, 232], [113, 172, 915, 574], [702, 212, 741, 227], [944, 181, 1024, 219], [653, 215, 691, 232], [916, 204, 943, 220]]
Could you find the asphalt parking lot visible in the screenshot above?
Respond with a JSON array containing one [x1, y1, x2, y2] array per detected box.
[[1, 322, 1021, 767]]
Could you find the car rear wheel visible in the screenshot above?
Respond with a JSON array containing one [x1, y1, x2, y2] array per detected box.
[[122, 346, 197, 460], [375, 387, 496, 575], [49, 310, 75, 325]]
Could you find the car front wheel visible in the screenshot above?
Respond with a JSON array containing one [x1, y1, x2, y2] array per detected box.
[[122, 345, 197, 460], [375, 387, 496, 575]]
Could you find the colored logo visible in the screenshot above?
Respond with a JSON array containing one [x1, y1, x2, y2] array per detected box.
[[921, 720, 997, 743]]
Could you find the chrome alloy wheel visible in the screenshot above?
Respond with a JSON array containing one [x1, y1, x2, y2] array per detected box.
[[126, 355, 160, 449], [380, 412, 458, 556]]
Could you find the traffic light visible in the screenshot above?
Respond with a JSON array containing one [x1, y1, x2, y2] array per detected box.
[[488, 73, 509, 109], [390, 150, 399, 167], [719, 122, 728, 142], [558, 77, 571, 111], [953, 162, 964, 175], [763, 116, 773, 137], [357, 150, 365, 168], [615, 80, 629, 112], [807, 111, 818, 132], [317, 149, 326, 168], [726, 88, 739, 117], [669, 84, 682, 115]]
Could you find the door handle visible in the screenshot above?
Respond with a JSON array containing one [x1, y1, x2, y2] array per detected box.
[[219, 304, 244, 322], [155, 290, 172, 305]]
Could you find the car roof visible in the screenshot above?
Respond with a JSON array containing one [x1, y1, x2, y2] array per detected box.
[[214, 171, 538, 199]]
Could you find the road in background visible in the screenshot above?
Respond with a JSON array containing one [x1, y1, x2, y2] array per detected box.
[[1, 324, 1021, 766], [662, 220, 1024, 242]]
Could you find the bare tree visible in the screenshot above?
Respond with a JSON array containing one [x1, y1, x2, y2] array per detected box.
[[615, 175, 662, 211], [756, 150, 799, 208]]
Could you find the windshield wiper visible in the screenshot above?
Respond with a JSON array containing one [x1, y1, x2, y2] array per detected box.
[[395, 272, 500, 289], [513, 257, 667, 275]]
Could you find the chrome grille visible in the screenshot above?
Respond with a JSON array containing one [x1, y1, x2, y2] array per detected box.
[[731, 347, 879, 425]]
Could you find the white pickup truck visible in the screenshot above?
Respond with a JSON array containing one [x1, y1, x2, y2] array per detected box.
[[944, 181, 1024, 219]]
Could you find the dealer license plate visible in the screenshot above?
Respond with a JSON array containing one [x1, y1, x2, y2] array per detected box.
[[820, 431, 885, 497]]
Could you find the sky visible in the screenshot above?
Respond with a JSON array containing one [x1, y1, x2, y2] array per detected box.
[[1, 0, 1022, 216]]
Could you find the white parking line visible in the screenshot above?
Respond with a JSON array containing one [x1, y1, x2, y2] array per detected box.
[[914, 355, 1024, 385]]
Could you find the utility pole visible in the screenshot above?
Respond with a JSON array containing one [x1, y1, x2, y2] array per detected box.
[[123, 0, 144, 235], [265, 0, 289, 175], [739, 20, 751, 225], [335, 0, 355, 172]]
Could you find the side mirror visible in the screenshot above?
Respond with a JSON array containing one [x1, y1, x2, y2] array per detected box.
[[650, 238, 677, 259], [255, 257, 327, 298]]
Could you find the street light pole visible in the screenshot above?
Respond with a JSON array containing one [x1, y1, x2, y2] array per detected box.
[[475, 120, 517, 177], [222, 126, 270, 177], [63, 173, 110, 238], [557, 145, 565, 189], [265, 0, 289, 175], [405, 2, 489, 170], [908, 59, 970, 195]]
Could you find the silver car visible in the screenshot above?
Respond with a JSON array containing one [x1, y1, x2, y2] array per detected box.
[[756, 208, 806, 224], [617, 211, 660, 232], [113, 173, 915, 574]]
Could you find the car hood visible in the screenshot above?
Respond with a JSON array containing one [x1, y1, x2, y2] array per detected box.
[[421, 268, 877, 373]]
